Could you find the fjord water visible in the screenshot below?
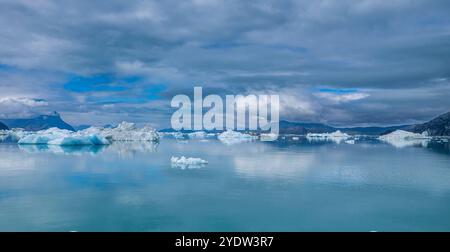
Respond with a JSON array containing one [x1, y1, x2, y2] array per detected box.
[[0, 138, 449, 231]]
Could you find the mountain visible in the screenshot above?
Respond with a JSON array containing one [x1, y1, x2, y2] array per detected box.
[[276, 120, 412, 135], [0, 121, 8, 130], [160, 112, 450, 136], [278, 120, 335, 134], [412, 112, 450, 136], [339, 125, 410, 135], [1, 112, 75, 131]]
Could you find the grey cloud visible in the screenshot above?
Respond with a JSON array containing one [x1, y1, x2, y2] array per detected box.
[[0, 0, 449, 127]]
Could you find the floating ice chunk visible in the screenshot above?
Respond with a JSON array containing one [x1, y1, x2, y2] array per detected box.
[[218, 130, 257, 145], [378, 130, 430, 148], [18, 127, 109, 146], [345, 139, 355, 144], [307, 130, 350, 138], [80, 122, 159, 142], [187, 131, 207, 139], [18, 127, 70, 144], [206, 133, 217, 137], [0, 128, 32, 141], [292, 136, 300, 141], [158, 131, 185, 139], [306, 130, 351, 144], [48, 134, 110, 146], [18, 134, 57, 144], [171, 156, 208, 169], [378, 130, 429, 141], [260, 133, 279, 141]]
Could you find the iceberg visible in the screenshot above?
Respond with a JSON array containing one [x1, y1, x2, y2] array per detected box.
[[48, 134, 109, 146], [18, 127, 110, 146], [306, 130, 351, 144], [218, 130, 257, 145], [345, 139, 355, 144], [171, 156, 208, 169], [159, 131, 185, 139], [378, 130, 430, 148], [0, 128, 32, 141], [260, 133, 279, 142], [80, 122, 159, 142]]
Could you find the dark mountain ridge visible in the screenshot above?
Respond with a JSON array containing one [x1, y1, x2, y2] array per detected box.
[[159, 111, 450, 136], [0, 121, 8, 130], [412, 112, 450, 136]]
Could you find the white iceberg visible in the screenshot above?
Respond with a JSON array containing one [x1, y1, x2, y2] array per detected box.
[[80, 122, 159, 142], [378, 130, 430, 148], [0, 128, 33, 141], [306, 130, 351, 144], [345, 139, 355, 144], [218, 130, 257, 145], [260, 133, 279, 142], [12, 121, 158, 146], [18, 127, 110, 146], [170, 156, 208, 169]]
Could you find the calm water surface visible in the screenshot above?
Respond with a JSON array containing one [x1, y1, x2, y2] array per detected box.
[[0, 137, 449, 231]]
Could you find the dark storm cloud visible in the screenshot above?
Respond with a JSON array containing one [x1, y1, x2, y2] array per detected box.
[[0, 0, 449, 127]]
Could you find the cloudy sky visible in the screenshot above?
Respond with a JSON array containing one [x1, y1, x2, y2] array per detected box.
[[0, 0, 449, 128]]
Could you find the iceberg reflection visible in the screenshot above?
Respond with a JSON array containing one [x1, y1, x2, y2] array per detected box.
[[19, 144, 107, 155], [106, 141, 159, 157]]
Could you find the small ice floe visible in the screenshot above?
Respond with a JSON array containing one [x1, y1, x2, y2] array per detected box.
[[187, 131, 207, 139], [260, 133, 279, 141], [345, 139, 355, 144], [378, 130, 430, 148], [17, 127, 110, 146], [292, 136, 300, 141], [173, 132, 185, 139], [81, 122, 159, 142], [306, 130, 351, 144], [218, 130, 257, 145], [170, 156, 208, 169]]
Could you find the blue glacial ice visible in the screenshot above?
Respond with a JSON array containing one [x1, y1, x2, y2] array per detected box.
[[16, 122, 159, 146], [18, 128, 109, 146]]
